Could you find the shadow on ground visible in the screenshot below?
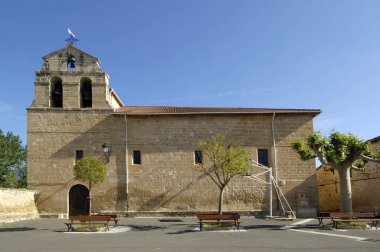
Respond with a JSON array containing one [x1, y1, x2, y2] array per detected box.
[[0, 227, 36, 232], [129, 225, 166, 232]]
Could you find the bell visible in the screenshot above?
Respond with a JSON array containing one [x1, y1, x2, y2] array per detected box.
[[68, 57, 76, 68]]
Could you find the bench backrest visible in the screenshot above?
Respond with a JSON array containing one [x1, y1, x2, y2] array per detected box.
[[198, 213, 240, 221], [69, 215, 111, 222], [92, 214, 118, 219], [317, 212, 331, 217], [330, 212, 374, 219]]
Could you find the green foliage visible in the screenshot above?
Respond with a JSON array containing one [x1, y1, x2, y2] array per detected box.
[[196, 134, 250, 186], [291, 130, 379, 170], [196, 134, 250, 214], [290, 140, 316, 161], [291, 130, 380, 213], [73, 157, 107, 190], [327, 131, 367, 164], [337, 221, 368, 229], [0, 129, 27, 188]]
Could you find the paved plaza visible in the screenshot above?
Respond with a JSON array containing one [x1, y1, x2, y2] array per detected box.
[[0, 217, 379, 252]]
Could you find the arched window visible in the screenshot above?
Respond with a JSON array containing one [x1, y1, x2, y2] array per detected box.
[[67, 54, 76, 71], [50, 77, 63, 108], [80, 77, 92, 108]]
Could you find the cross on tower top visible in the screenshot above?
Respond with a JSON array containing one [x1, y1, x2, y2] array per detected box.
[[65, 28, 79, 45]]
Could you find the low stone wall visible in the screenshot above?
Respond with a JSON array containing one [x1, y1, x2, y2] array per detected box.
[[0, 188, 39, 223]]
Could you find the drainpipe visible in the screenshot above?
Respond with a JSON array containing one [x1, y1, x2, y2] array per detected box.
[[124, 114, 129, 212], [271, 113, 278, 182]]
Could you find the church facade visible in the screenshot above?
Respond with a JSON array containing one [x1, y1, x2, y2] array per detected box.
[[27, 45, 320, 217]]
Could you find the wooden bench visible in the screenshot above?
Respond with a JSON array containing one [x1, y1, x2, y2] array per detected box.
[[330, 212, 379, 229], [92, 214, 119, 227], [64, 215, 112, 232], [317, 212, 331, 225], [197, 213, 241, 231]]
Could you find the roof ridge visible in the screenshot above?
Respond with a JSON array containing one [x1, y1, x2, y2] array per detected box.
[[121, 105, 321, 111], [114, 105, 321, 115]]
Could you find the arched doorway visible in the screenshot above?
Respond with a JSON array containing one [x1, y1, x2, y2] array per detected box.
[[69, 184, 89, 216]]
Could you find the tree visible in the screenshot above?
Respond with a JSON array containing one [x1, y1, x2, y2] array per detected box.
[[0, 129, 27, 188], [291, 131, 380, 213], [73, 157, 107, 214], [196, 134, 250, 214]]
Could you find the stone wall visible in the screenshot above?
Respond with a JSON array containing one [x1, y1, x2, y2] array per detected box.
[[126, 113, 318, 215], [0, 188, 39, 223], [28, 109, 318, 216], [317, 139, 380, 214], [27, 109, 126, 215]]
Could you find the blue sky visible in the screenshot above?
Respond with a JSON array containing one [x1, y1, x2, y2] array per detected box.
[[0, 0, 379, 145]]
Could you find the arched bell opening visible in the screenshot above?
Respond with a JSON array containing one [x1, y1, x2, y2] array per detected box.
[[80, 77, 92, 108], [50, 77, 63, 108]]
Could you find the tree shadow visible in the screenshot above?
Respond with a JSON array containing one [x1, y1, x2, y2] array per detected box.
[[137, 173, 208, 211], [128, 225, 165, 232], [243, 223, 322, 231], [0, 227, 36, 232], [167, 229, 198, 235], [158, 219, 183, 222], [243, 224, 284, 230]]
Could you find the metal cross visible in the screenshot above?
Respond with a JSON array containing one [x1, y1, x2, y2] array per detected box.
[[65, 34, 79, 45]]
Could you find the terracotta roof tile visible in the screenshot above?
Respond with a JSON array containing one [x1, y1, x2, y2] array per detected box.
[[114, 106, 321, 115]]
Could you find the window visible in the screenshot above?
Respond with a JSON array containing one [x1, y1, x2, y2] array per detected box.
[[80, 77, 92, 108], [258, 149, 269, 167], [133, 150, 141, 165], [75, 150, 83, 163], [194, 150, 202, 164], [50, 77, 63, 108]]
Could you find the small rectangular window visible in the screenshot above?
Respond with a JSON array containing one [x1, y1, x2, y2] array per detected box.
[[194, 150, 202, 164], [133, 150, 141, 165], [75, 150, 83, 160], [258, 149, 269, 167]]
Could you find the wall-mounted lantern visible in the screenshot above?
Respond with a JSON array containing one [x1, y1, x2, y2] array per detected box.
[[102, 143, 111, 163]]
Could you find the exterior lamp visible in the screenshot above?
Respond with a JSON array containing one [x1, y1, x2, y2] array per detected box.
[[102, 143, 111, 163]]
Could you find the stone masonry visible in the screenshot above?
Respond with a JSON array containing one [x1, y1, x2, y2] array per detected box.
[[27, 45, 320, 216], [0, 189, 39, 223]]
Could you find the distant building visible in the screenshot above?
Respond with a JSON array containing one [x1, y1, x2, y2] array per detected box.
[[27, 44, 321, 217], [317, 136, 380, 214]]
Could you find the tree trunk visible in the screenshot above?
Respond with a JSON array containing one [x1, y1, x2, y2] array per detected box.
[[88, 185, 92, 216], [338, 168, 353, 213], [218, 187, 225, 215]]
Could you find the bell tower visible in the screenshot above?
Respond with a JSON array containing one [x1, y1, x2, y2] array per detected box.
[[27, 45, 125, 215], [30, 44, 122, 110]]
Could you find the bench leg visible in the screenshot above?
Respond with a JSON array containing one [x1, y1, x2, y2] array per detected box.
[[199, 222, 203, 231], [372, 221, 378, 229], [67, 224, 72, 232]]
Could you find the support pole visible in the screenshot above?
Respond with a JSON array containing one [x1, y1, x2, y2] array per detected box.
[[269, 167, 273, 218]]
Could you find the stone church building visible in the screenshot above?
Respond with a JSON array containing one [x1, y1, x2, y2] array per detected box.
[[27, 44, 321, 217]]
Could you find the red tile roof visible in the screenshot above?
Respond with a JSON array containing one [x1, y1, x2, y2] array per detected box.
[[114, 106, 321, 115]]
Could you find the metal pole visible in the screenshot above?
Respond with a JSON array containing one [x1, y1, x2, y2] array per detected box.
[[269, 167, 273, 218], [271, 113, 278, 181]]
